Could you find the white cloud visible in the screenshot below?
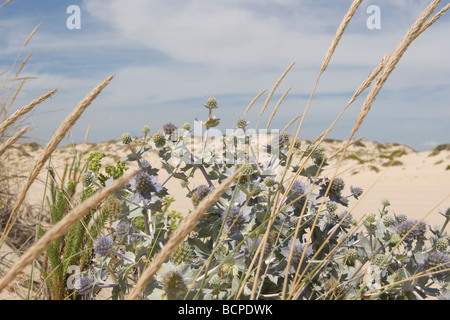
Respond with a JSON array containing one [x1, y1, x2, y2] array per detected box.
[[1, 0, 448, 149]]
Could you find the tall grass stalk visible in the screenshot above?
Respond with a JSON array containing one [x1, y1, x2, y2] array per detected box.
[[0, 75, 114, 250]]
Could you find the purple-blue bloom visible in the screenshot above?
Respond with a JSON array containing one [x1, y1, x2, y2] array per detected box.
[[397, 220, 428, 242], [425, 252, 450, 272], [163, 122, 177, 135], [132, 171, 164, 202], [93, 236, 113, 257], [75, 276, 95, 297], [223, 206, 248, 232]]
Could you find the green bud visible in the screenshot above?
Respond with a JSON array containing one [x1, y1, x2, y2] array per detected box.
[[105, 196, 122, 216], [171, 242, 194, 264], [237, 117, 248, 129], [81, 172, 95, 187], [326, 201, 338, 213], [205, 97, 218, 109], [345, 248, 358, 265], [121, 132, 132, 145], [395, 214, 407, 224], [390, 233, 402, 246], [364, 214, 377, 233], [153, 132, 166, 147], [142, 125, 150, 134], [264, 177, 276, 188], [181, 122, 191, 131], [374, 254, 388, 267], [160, 270, 187, 300], [435, 238, 448, 252], [383, 216, 395, 227]]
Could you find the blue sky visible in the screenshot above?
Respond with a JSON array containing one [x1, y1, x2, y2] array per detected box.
[[0, 0, 448, 151]]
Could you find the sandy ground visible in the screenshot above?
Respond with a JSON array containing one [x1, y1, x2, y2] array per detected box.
[[1, 136, 449, 299]]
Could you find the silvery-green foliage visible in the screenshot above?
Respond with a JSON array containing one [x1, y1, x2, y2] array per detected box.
[[77, 98, 449, 300]]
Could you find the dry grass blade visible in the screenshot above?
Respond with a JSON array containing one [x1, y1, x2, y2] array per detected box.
[[23, 22, 42, 47], [3, 79, 25, 118], [126, 166, 243, 300], [259, 62, 295, 118], [0, 0, 13, 8], [0, 126, 30, 157], [321, 0, 363, 73], [15, 51, 33, 78], [243, 89, 267, 117], [420, 3, 449, 31], [351, 0, 442, 137], [0, 74, 114, 248], [287, 0, 363, 165], [0, 168, 139, 293], [282, 113, 302, 132], [0, 89, 57, 136], [265, 87, 291, 130]]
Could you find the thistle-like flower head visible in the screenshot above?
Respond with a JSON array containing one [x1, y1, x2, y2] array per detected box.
[[75, 275, 95, 297], [397, 219, 428, 242], [192, 184, 212, 206], [157, 264, 188, 300], [152, 132, 166, 148], [223, 206, 248, 232], [121, 132, 132, 145], [93, 236, 113, 257], [204, 97, 219, 109], [133, 171, 164, 202], [271, 132, 289, 149], [105, 196, 122, 216], [237, 118, 249, 129], [163, 122, 177, 136], [141, 125, 150, 134], [181, 122, 191, 131], [424, 252, 450, 272], [350, 186, 363, 199], [281, 240, 308, 270], [115, 221, 129, 242]]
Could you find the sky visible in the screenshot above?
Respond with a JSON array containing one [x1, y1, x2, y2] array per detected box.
[[0, 0, 448, 151]]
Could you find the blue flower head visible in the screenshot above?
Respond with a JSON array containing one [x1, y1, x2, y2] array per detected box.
[[196, 184, 211, 202], [281, 239, 310, 272], [75, 276, 95, 297], [93, 236, 113, 257], [163, 122, 177, 135], [115, 221, 129, 242], [271, 132, 289, 149], [397, 220, 428, 242], [291, 180, 305, 197], [223, 206, 248, 233], [133, 171, 164, 202], [318, 177, 346, 204], [289, 180, 307, 209], [425, 252, 450, 272]]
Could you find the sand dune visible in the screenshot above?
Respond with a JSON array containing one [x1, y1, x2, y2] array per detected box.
[[3, 137, 449, 227], [1, 137, 449, 299]]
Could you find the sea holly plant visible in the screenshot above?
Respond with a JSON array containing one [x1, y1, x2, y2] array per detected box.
[[70, 97, 449, 300]]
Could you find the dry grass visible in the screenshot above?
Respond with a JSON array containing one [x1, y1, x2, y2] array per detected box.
[[0, 168, 139, 293], [0, 75, 115, 251]]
